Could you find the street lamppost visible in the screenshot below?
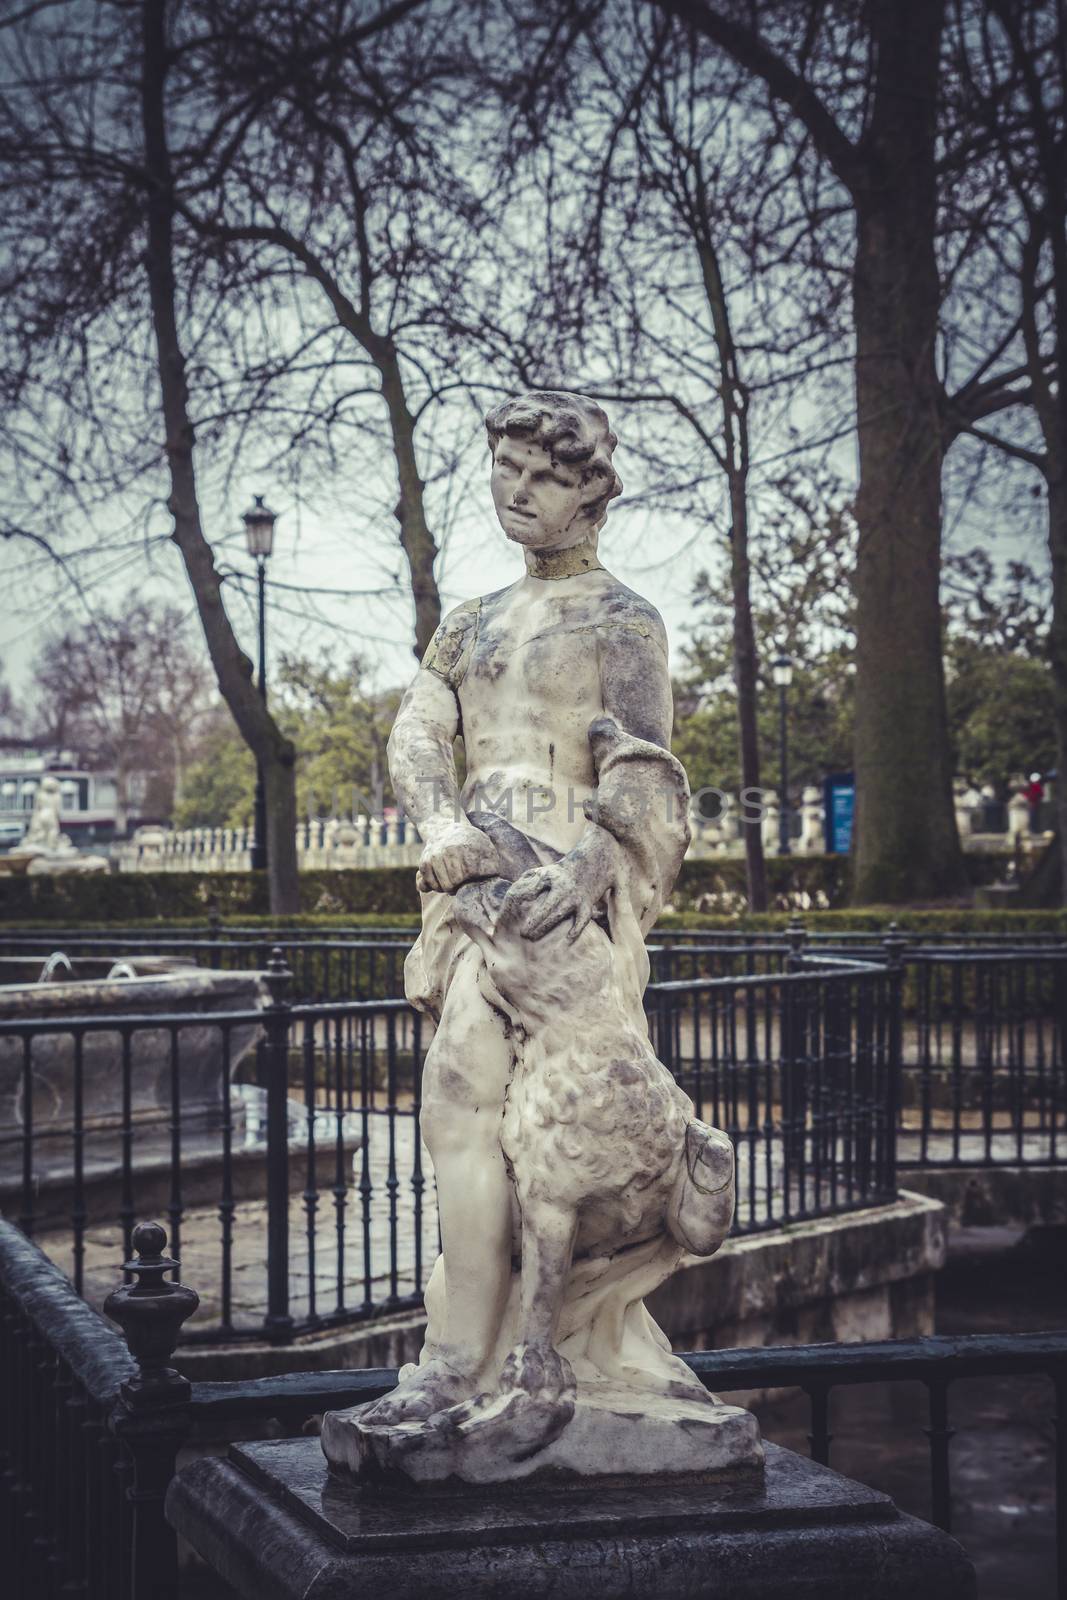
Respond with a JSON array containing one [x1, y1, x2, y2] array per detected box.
[[772, 653, 794, 855], [242, 494, 278, 873]]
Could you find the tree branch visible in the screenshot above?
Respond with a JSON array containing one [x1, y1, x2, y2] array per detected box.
[[649, 0, 863, 191], [963, 424, 1048, 473]]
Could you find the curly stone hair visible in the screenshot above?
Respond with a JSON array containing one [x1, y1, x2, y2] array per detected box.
[[484, 390, 623, 525]]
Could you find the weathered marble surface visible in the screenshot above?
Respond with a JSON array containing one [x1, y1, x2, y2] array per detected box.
[[324, 392, 759, 1484], [168, 1436, 977, 1599], [323, 1380, 759, 1486]]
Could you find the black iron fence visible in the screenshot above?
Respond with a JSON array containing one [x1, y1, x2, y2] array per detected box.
[[4, 916, 1067, 1002], [1, 958, 433, 1344], [2, 1217, 1063, 1599], [4, 942, 905, 1344], [896, 947, 1067, 1169], [4, 924, 1066, 1342], [647, 928, 1067, 1173], [648, 953, 900, 1232], [0, 1217, 196, 1600], [0, 926, 413, 1003]]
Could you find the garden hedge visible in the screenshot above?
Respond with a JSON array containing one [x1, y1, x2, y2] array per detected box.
[[2, 856, 1064, 938], [0, 867, 420, 922]]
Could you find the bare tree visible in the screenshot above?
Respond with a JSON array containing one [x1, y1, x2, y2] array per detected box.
[[553, 29, 781, 905], [503, 17, 861, 904], [639, 0, 1033, 902], [945, 0, 1067, 895], [0, 0, 465, 908], [0, 672, 20, 740], [163, 0, 503, 656], [32, 601, 211, 832]]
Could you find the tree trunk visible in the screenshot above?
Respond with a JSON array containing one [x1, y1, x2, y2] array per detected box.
[[849, 0, 965, 903], [1043, 228, 1067, 901], [172, 732, 185, 814], [114, 759, 129, 839], [1048, 479, 1067, 903], [1039, 87, 1067, 903], [378, 346, 442, 657], [694, 207, 768, 910], [660, 0, 964, 903], [728, 481, 768, 910], [140, 0, 299, 913]]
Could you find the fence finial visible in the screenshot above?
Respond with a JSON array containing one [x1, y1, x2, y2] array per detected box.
[[104, 1221, 199, 1407], [882, 920, 908, 970], [264, 945, 293, 1006]]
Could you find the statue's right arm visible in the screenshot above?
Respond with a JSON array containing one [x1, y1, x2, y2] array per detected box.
[[388, 667, 499, 893], [388, 665, 460, 837]]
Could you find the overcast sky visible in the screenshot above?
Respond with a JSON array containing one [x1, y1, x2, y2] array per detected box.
[[0, 391, 1047, 718]]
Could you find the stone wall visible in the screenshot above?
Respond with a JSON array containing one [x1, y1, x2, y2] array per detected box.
[[176, 1191, 946, 1383], [649, 1191, 944, 1359]]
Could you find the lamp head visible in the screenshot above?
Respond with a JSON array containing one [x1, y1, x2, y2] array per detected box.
[[772, 653, 794, 688], [242, 494, 277, 558]]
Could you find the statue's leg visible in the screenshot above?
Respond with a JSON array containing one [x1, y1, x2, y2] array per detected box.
[[362, 945, 514, 1424], [498, 1193, 578, 1406], [417, 1194, 579, 1461]]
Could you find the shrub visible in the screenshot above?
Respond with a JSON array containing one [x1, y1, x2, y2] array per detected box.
[[0, 854, 1053, 933], [0, 868, 420, 922]]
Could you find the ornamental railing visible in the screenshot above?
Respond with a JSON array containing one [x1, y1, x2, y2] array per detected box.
[[5, 928, 1066, 1342], [5, 944, 900, 1344], [1, 1217, 1063, 1599]]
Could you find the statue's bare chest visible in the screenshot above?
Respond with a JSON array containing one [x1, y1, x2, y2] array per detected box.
[[465, 591, 604, 707]]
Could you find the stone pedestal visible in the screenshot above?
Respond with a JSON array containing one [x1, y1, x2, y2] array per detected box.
[[167, 1436, 976, 1600], [321, 1380, 762, 1486]]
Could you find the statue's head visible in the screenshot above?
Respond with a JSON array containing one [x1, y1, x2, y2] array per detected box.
[[485, 390, 622, 550]]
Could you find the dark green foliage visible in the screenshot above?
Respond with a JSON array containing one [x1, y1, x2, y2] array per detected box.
[[656, 906, 1067, 936], [0, 868, 422, 922], [0, 851, 1026, 924], [174, 656, 400, 830]]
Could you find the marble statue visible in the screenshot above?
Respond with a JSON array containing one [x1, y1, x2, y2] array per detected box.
[[6, 775, 108, 875], [322, 391, 761, 1485]]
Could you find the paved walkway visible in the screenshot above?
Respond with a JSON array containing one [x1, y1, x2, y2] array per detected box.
[[35, 1112, 973, 1338], [34, 1103, 1062, 1337], [40, 1109, 440, 1332]]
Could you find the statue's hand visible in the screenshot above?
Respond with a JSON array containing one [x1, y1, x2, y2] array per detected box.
[[416, 820, 500, 894], [504, 861, 599, 942]]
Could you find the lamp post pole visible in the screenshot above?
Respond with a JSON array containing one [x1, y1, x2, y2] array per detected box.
[[773, 654, 793, 856], [243, 495, 278, 875], [252, 555, 268, 872]]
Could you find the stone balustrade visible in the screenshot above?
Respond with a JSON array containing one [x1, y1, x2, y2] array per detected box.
[[116, 816, 423, 873], [117, 780, 1054, 873], [689, 780, 1054, 860]]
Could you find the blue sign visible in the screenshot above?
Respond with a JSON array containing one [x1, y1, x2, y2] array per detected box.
[[824, 773, 855, 855]]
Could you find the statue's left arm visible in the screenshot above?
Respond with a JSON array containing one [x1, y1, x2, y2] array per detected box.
[[508, 614, 691, 940]]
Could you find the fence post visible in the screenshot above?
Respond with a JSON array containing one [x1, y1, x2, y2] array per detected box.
[[207, 903, 222, 970], [783, 918, 809, 1177], [882, 922, 907, 1197], [103, 1222, 199, 1600], [263, 947, 295, 1344], [784, 915, 807, 971]]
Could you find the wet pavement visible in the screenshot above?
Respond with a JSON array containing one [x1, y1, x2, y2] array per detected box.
[[741, 1225, 1067, 1600]]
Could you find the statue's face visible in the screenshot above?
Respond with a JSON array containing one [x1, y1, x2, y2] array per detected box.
[[491, 437, 588, 549]]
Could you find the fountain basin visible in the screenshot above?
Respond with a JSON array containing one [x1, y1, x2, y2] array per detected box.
[[0, 963, 268, 1136]]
